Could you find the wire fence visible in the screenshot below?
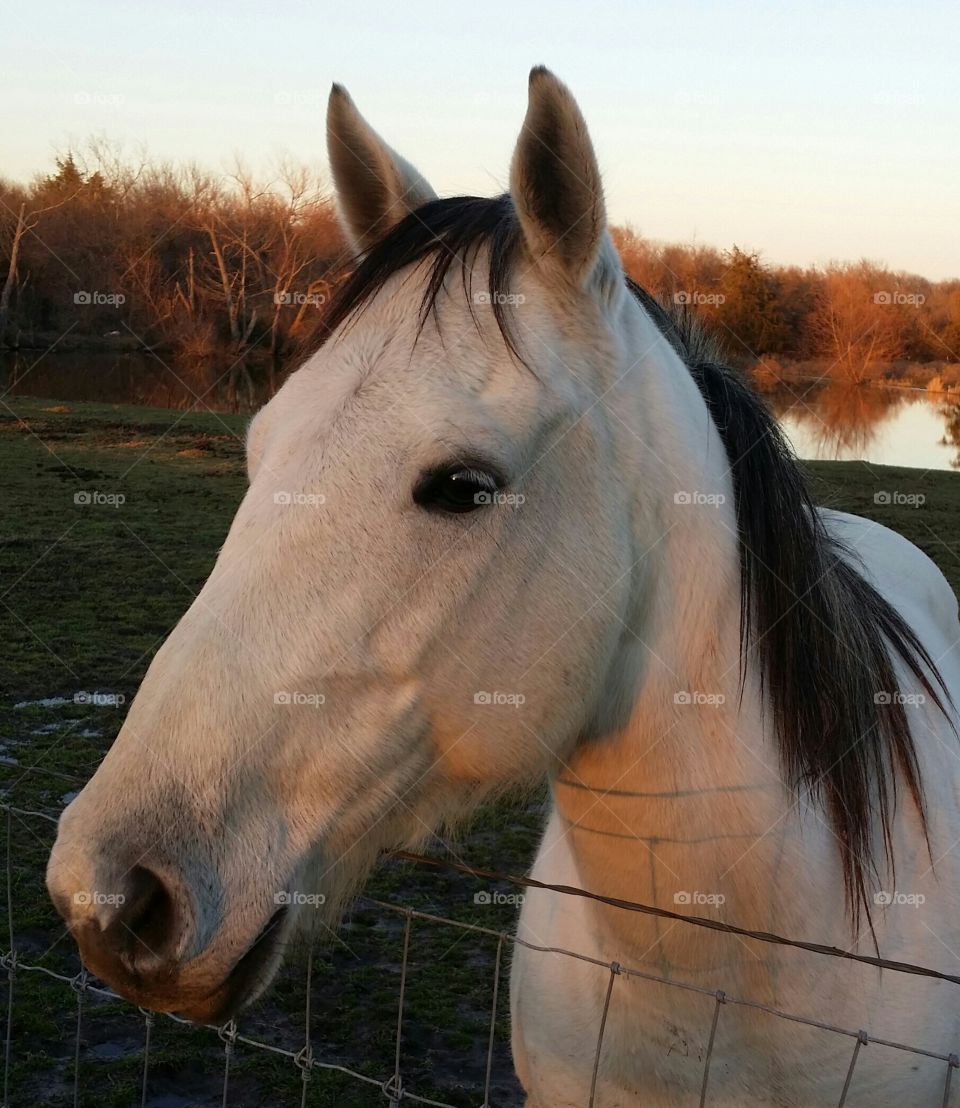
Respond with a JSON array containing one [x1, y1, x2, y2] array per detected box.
[[2, 800, 960, 1107]]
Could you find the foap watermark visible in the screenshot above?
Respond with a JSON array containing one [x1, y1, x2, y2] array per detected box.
[[474, 691, 526, 708], [673, 490, 726, 507], [274, 890, 327, 907], [274, 491, 326, 507], [274, 290, 326, 307], [872, 91, 923, 107], [73, 890, 126, 907], [274, 691, 325, 707], [474, 890, 525, 907], [74, 490, 125, 508], [875, 890, 925, 907], [674, 291, 725, 307], [273, 89, 324, 108], [674, 890, 726, 907], [673, 90, 722, 107], [74, 290, 125, 307], [874, 691, 926, 707], [473, 290, 526, 306], [874, 291, 925, 307], [874, 490, 925, 508], [674, 690, 726, 707], [73, 91, 124, 107], [74, 691, 125, 708], [474, 490, 525, 507]]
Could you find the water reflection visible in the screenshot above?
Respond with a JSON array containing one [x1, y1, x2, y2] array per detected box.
[[777, 381, 960, 471], [938, 401, 960, 469], [769, 383, 902, 459], [4, 352, 960, 472], [0, 351, 272, 413]]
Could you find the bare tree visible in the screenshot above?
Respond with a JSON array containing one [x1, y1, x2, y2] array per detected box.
[[0, 184, 82, 343], [814, 263, 905, 382]]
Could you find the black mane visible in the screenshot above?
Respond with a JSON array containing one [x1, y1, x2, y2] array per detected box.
[[317, 195, 950, 924]]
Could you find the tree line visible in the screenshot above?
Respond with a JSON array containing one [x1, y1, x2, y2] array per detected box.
[[0, 148, 343, 393], [1, 147, 958, 392], [613, 230, 960, 382]]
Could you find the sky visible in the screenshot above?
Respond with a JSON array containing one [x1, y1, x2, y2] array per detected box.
[[4, 0, 958, 279]]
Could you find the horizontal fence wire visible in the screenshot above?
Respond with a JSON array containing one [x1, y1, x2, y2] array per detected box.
[[389, 850, 960, 988], [3, 800, 960, 1107]]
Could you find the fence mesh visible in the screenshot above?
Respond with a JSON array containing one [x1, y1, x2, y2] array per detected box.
[[2, 801, 959, 1107]]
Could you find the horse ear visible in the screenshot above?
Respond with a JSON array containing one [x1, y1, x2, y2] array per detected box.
[[510, 67, 608, 288], [326, 84, 437, 255]]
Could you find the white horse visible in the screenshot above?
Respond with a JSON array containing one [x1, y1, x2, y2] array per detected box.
[[47, 69, 960, 1106]]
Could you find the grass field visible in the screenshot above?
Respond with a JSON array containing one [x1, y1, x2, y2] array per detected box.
[[2, 395, 960, 1106]]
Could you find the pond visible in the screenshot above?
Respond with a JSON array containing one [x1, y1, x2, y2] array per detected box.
[[0, 350, 271, 413], [771, 381, 960, 472], [3, 353, 959, 471]]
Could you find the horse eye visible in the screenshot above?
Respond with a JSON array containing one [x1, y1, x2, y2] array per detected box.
[[414, 467, 502, 514]]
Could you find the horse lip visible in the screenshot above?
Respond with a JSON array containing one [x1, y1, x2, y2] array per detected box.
[[176, 903, 290, 1023]]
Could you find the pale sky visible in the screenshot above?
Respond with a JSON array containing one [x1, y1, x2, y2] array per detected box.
[[4, 0, 958, 279]]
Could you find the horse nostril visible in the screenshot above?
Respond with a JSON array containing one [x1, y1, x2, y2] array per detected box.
[[111, 865, 182, 977]]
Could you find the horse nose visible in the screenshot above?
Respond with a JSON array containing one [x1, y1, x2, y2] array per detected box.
[[107, 865, 184, 974], [48, 859, 193, 993]]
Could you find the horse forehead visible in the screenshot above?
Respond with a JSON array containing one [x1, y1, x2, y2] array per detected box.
[[254, 344, 521, 481], [277, 298, 542, 423]]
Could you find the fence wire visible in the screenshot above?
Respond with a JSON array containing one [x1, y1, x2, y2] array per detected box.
[[2, 801, 959, 1107]]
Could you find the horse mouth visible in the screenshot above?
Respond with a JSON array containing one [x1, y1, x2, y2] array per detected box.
[[177, 903, 290, 1024]]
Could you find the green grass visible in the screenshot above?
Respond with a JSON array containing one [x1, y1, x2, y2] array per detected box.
[[2, 395, 960, 1105], [808, 460, 960, 596]]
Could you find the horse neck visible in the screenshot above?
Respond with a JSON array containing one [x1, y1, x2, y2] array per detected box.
[[552, 308, 794, 950]]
